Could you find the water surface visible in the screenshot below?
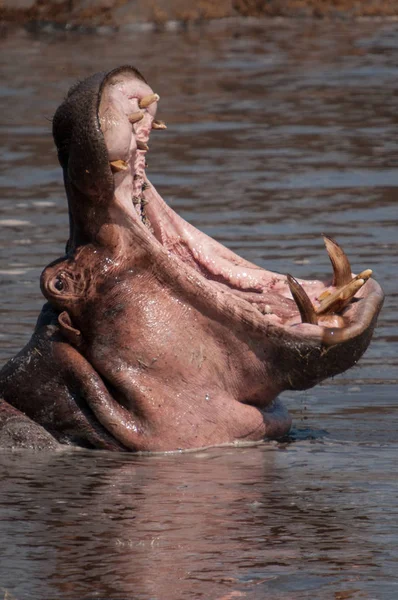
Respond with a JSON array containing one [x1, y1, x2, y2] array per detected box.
[[0, 18, 397, 600]]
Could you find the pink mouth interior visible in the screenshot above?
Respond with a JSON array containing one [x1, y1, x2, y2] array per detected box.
[[98, 73, 364, 334]]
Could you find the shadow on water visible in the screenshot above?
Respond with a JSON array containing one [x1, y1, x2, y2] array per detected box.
[[0, 16, 397, 600]]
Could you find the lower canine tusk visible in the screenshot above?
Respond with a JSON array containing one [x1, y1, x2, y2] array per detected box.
[[323, 235, 352, 288], [287, 274, 318, 325]]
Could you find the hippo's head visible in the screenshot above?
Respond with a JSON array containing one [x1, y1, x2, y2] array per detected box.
[[39, 67, 384, 451]]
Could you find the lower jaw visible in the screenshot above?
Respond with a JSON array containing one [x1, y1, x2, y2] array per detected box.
[[111, 400, 291, 453]]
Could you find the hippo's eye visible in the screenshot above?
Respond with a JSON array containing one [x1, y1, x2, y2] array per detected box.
[[45, 271, 71, 298], [54, 277, 64, 291]]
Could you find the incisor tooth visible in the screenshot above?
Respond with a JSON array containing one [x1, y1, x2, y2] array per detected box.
[[152, 119, 167, 130], [139, 93, 159, 109], [137, 140, 149, 151], [110, 160, 128, 173], [287, 274, 318, 325], [128, 111, 144, 124], [317, 277, 366, 316], [356, 269, 373, 282], [318, 290, 331, 301]]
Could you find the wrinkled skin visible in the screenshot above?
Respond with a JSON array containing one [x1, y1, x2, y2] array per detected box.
[[0, 67, 384, 451]]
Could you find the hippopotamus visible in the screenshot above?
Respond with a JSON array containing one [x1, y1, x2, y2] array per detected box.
[[0, 66, 384, 451]]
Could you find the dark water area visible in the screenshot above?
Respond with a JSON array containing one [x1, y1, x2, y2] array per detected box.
[[0, 18, 397, 600]]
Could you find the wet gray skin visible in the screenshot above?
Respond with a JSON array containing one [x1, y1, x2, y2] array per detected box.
[[0, 66, 384, 452]]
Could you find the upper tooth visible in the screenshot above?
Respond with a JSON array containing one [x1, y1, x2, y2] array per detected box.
[[128, 111, 144, 124], [139, 93, 159, 109], [137, 140, 149, 151], [110, 159, 128, 173], [152, 119, 167, 130]]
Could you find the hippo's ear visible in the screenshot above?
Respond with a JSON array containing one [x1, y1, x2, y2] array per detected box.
[[58, 311, 82, 347]]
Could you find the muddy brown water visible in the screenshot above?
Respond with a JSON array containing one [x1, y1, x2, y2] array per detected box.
[[0, 18, 397, 600]]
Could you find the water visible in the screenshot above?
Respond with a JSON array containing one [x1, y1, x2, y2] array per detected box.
[[0, 18, 397, 600]]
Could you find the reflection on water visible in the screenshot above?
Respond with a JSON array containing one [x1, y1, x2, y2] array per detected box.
[[0, 18, 397, 600], [1, 445, 397, 599]]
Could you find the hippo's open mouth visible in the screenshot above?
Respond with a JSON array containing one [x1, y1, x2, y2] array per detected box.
[[29, 65, 385, 451], [0, 65, 384, 452], [95, 67, 383, 353]]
